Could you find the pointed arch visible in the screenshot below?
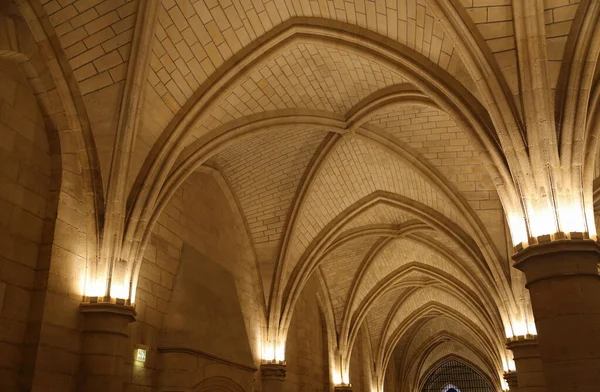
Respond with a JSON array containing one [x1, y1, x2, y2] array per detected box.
[[417, 355, 498, 392], [3, 1, 103, 281], [123, 19, 519, 290]]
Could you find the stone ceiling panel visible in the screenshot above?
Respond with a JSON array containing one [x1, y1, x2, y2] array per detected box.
[[367, 106, 499, 212], [284, 134, 471, 285], [390, 315, 488, 392], [462, 1, 520, 101], [366, 105, 507, 257], [364, 285, 408, 356], [146, 0, 459, 112], [403, 315, 477, 364], [199, 43, 407, 131], [42, 0, 139, 193], [142, 0, 483, 142], [417, 340, 491, 386], [350, 237, 473, 318], [210, 127, 327, 248], [383, 286, 484, 346], [413, 230, 485, 279], [543, 0, 580, 91], [318, 235, 381, 330], [342, 203, 414, 232], [43, 0, 138, 91]]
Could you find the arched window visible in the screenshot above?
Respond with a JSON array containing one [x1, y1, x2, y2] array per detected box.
[[441, 383, 460, 392], [420, 359, 493, 392]]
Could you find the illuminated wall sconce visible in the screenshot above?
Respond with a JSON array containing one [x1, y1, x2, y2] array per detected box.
[[261, 339, 286, 364], [134, 344, 149, 366], [506, 187, 597, 251]]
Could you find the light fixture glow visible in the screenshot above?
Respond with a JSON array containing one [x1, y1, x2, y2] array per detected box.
[[110, 283, 129, 300], [507, 212, 528, 246], [506, 318, 537, 339], [332, 369, 350, 386], [85, 279, 107, 298], [511, 320, 527, 337], [527, 201, 557, 238], [507, 192, 595, 247], [557, 200, 585, 234], [333, 372, 343, 385], [261, 339, 285, 363]]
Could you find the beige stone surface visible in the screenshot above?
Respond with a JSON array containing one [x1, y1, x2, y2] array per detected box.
[[0, 59, 51, 391], [1, 0, 600, 391]]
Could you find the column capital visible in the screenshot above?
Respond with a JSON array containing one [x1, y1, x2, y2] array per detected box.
[[80, 301, 136, 320], [506, 335, 538, 348], [334, 385, 352, 392], [512, 239, 600, 285], [80, 302, 136, 334], [260, 362, 286, 381], [506, 335, 542, 362]]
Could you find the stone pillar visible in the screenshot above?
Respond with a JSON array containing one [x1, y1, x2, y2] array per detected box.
[[504, 371, 519, 392], [513, 239, 600, 392], [79, 302, 136, 392], [507, 336, 545, 392], [260, 362, 286, 392]]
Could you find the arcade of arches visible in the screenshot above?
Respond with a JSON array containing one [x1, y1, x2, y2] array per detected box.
[[1, 0, 600, 391]]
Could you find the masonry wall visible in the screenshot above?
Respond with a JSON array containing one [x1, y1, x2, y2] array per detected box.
[[0, 59, 53, 391], [285, 276, 330, 392], [350, 330, 370, 392], [383, 359, 399, 392], [130, 169, 264, 390], [155, 242, 256, 390]]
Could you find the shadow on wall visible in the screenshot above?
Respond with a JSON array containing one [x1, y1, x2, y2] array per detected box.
[[157, 244, 256, 390]]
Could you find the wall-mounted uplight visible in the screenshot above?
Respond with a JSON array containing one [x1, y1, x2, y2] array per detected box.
[[506, 183, 597, 250], [261, 339, 286, 364]]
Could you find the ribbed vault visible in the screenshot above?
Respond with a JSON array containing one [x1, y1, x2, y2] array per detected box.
[[5, 0, 600, 390], [126, 11, 527, 391], [45, 0, 596, 387]]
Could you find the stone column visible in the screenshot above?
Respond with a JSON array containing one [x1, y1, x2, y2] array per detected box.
[[507, 336, 545, 392], [79, 301, 136, 392], [513, 239, 600, 392], [504, 371, 519, 392], [260, 362, 286, 392]]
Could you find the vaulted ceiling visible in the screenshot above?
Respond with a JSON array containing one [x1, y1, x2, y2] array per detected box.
[[14, 0, 594, 387]]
